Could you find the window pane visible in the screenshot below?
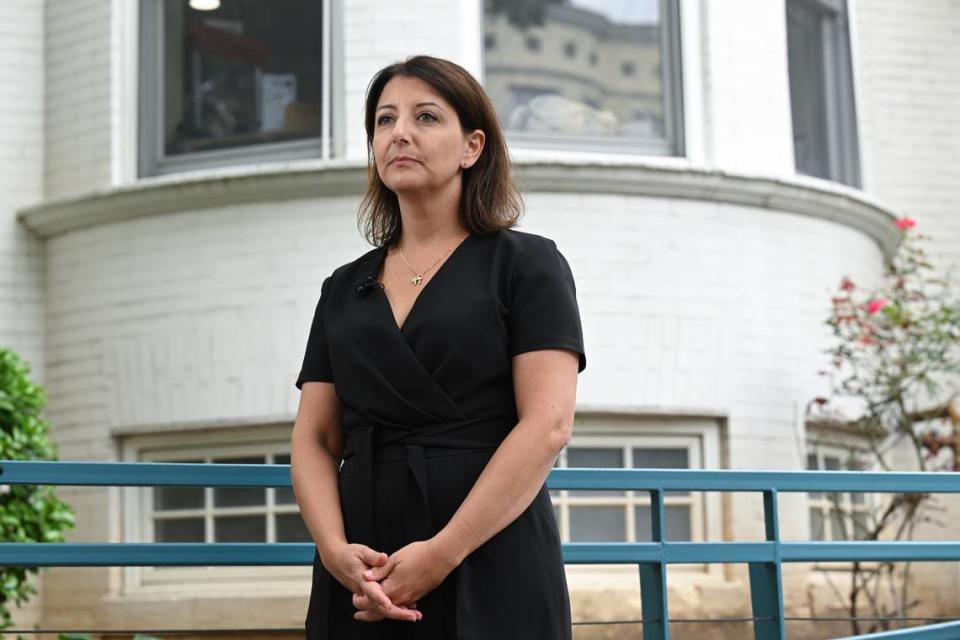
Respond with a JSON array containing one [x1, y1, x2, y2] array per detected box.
[[154, 486, 205, 511], [274, 453, 296, 504], [483, 0, 671, 143], [162, 0, 323, 157], [567, 447, 625, 497], [276, 513, 312, 543], [810, 507, 825, 540], [632, 448, 688, 469], [634, 505, 691, 541], [830, 507, 848, 541], [570, 506, 626, 542], [786, 0, 829, 179], [153, 458, 205, 510], [823, 456, 843, 505], [213, 456, 266, 507], [852, 511, 869, 540], [214, 515, 266, 542], [633, 447, 689, 496], [806, 453, 821, 499], [155, 518, 204, 542], [786, 0, 860, 186]]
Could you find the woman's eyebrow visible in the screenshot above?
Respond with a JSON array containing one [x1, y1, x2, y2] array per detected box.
[[376, 102, 445, 112]]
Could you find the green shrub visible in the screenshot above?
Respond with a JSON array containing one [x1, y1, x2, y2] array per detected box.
[[0, 348, 74, 635]]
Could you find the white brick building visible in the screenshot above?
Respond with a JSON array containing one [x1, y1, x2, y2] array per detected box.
[[2, 0, 958, 637]]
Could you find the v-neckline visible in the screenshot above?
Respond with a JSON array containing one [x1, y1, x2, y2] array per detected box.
[[374, 232, 475, 333]]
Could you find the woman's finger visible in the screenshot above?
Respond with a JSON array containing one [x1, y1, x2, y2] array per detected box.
[[359, 575, 395, 609], [354, 609, 386, 622], [354, 592, 417, 612], [353, 601, 420, 622]]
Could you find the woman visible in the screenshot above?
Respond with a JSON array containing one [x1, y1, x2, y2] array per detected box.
[[291, 55, 586, 638]]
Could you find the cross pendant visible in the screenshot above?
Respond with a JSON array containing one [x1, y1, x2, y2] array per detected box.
[[411, 274, 423, 286]]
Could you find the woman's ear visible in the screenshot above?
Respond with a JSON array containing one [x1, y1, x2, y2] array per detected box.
[[461, 129, 486, 169]]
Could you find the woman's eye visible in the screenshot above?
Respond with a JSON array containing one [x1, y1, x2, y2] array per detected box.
[[376, 112, 436, 126]]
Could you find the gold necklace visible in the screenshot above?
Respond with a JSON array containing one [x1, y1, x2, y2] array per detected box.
[[398, 234, 469, 286]]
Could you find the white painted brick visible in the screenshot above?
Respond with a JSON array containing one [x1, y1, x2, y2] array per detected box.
[[3, 0, 959, 627]]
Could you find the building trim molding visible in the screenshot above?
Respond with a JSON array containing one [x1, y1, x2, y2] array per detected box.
[[17, 159, 900, 255]]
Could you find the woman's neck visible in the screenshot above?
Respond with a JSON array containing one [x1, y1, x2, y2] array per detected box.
[[395, 194, 467, 251]]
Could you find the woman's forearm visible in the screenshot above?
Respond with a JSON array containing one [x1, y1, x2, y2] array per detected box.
[[432, 418, 567, 565], [290, 433, 348, 564]]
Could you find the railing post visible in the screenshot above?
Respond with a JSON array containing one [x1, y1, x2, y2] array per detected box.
[[750, 489, 786, 640], [639, 488, 669, 640]]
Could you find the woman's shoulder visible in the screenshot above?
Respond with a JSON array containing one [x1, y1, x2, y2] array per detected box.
[[316, 245, 384, 297], [482, 227, 561, 261]]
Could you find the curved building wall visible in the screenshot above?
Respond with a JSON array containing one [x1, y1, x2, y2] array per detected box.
[[6, 0, 958, 633]]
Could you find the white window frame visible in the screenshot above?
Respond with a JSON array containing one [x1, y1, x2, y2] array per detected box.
[[133, 0, 344, 178], [805, 438, 873, 542], [560, 414, 724, 588], [478, 0, 688, 160], [554, 435, 702, 543], [119, 424, 310, 596], [118, 415, 723, 595]]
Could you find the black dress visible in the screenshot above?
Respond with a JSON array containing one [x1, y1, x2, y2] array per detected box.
[[295, 228, 587, 639]]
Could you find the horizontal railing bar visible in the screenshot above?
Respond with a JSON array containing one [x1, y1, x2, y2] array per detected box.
[[835, 620, 960, 639], [548, 469, 960, 493], [4, 630, 307, 636], [3, 461, 959, 493], [781, 542, 960, 562], [6, 616, 956, 634], [0, 542, 312, 566], [0, 461, 291, 487], [784, 617, 960, 623], [4, 541, 959, 567]]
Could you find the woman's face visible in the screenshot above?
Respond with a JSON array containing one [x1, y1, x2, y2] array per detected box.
[[372, 75, 484, 198]]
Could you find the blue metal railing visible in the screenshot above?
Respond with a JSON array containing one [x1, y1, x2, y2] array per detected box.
[[2, 460, 959, 639]]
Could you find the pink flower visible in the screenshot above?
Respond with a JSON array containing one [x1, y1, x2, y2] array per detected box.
[[867, 298, 888, 314], [895, 217, 916, 230], [839, 276, 855, 291]]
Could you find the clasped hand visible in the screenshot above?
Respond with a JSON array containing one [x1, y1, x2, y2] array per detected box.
[[325, 539, 458, 623]]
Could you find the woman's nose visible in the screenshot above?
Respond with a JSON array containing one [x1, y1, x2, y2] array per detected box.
[[391, 114, 412, 143]]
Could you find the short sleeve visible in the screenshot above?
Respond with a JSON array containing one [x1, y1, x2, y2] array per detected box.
[[508, 238, 587, 373], [295, 275, 335, 389]]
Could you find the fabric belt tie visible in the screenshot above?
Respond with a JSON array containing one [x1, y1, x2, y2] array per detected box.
[[339, 416, 514, 545]]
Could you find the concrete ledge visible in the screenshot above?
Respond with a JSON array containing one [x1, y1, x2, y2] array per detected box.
[[17, 158, 901, 255]]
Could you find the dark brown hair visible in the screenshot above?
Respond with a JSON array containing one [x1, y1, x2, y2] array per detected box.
[[358, 55, 523, 247]]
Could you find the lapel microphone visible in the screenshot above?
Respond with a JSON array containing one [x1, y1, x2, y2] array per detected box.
[[355, 274, 384, 297]]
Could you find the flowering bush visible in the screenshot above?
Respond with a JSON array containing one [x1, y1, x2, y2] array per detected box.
[[816, 216, 960, 633], [823, 216, 960, 465]]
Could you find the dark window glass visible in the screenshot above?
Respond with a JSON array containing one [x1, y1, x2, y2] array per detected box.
[[567, 447, 625, 497], [153, 458, 205, 510], [277, 513, 312, 542], [633, 447, 689, 496], [275, 453, 297, 504], [570, 506, 625, 542], [155, 518, 204, 542], [635, 504, 691, 541], [213, 456, 266, 507], [161, 0, 323, 157], [786, 0, 861, 186], [214, 515, 266, 542]]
